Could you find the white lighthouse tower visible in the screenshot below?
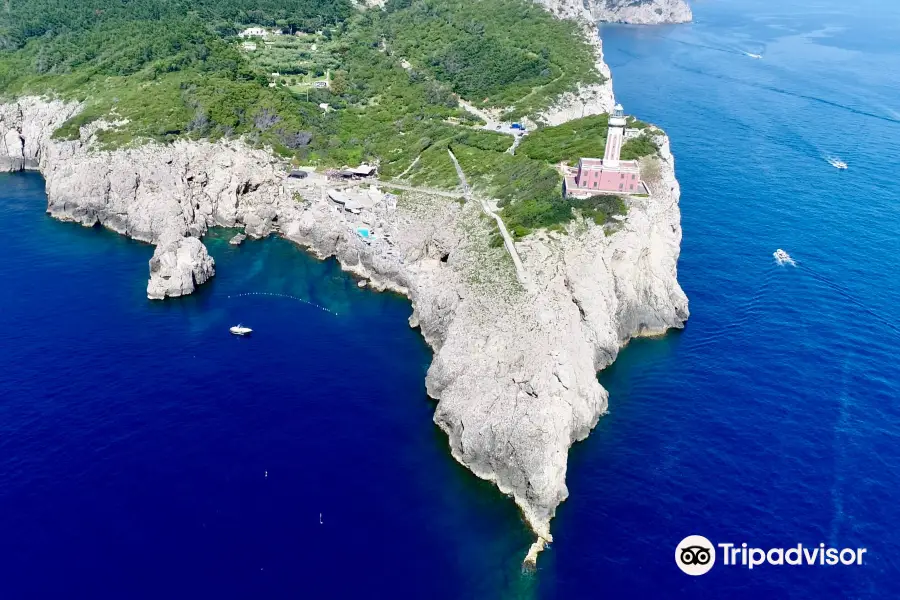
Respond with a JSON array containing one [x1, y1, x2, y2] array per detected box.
[[602, 103, 627, 168], [563, 102, 647, 199]]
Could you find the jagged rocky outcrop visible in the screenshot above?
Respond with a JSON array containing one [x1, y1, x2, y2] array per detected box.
[[147, 235, 216, 299], [0, 95, 688, 564], [538, 0, 692, 24], [0, 99, 79, 171], [593, 0, 691, 24]]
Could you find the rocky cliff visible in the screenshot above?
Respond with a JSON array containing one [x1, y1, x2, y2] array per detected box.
[[539, 0, 692, 24], [537, 26, 615, 126], [0, 95, 688, 563]]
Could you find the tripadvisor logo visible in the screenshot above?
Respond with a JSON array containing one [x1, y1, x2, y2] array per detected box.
[[676, 535, 716, 576], [675, 535, 868, 575]]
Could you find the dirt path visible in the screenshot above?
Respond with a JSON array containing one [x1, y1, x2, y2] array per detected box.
[[446, 148, 529, 287]]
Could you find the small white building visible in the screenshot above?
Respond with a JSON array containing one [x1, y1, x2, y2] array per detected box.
[[350, 164, 376, 177], [238, 27, 267, 38]]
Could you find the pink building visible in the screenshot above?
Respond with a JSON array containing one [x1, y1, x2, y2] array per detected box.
[[563, 104, 649, 199]]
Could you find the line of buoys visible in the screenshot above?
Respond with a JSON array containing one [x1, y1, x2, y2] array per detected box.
[[227, 292, 338, 315]]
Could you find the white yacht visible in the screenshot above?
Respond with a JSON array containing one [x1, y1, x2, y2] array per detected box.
[[745, 52, 762, 59], [827, 157, 848, 169], [773, 249, 795, 266], [230, 324, 253, 336]]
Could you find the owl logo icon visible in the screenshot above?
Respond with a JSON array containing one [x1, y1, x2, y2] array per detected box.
[[676, 535, 716, 575]]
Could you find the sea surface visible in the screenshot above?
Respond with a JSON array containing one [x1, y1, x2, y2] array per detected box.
[[2, 0, 899, 597]]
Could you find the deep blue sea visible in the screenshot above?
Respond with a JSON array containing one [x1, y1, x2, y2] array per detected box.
[[2, 0, 899, 597]]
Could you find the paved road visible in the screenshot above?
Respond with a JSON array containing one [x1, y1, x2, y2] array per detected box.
[[458, 99, 526, 154]]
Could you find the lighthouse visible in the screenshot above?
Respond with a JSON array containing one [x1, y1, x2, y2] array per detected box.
[[602, 104, 627, 168], [562, 103, 649, 199]]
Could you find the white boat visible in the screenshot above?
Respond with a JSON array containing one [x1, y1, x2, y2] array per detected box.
[[827, 157, 848, 169], [744, 52, 762, 59], [773, 249, 795, 266], [230, 324, 253, 336]]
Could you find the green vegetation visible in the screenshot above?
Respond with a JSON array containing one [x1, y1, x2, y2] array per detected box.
[[0, 0, 649, 238], [449, 139, 627, 235], [518, 114, 660, 166], [571, 194, 627, 225], [620, 133, 659, 160], [450, 144, 559, 206], [0, 0, 351, 48], [518, 114, 609, 165], [245, 33, 341, 82], [381, 0, 601, 119], [499, 192, 627, 235], [405, 145, 460, 189]]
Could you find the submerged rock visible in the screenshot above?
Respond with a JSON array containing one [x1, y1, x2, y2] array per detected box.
[[147, 236, 215, 300], [229, 233, 247, 246]]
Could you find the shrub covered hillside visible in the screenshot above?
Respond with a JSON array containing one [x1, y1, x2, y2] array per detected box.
[[0, 0, 352, 47], [0, 0, 657, 235], [380, 0, 600, 119]]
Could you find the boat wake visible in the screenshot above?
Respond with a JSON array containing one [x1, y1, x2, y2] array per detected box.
[[826, 156, 848, 169], [774, 248, 796, 266], [800, 268, 900, 337], [227, 292, 338, 315], [726, 268, 779, 334], [668, 61, 900, 125]]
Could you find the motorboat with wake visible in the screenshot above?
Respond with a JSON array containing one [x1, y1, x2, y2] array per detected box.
[[827, 157, 848, 170], [230, 324, 253, 336], [744, 52, 762, 59], [773, 249, 795, 266]]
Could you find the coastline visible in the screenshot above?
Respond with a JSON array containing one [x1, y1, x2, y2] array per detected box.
[[0, 15, 688, 566]]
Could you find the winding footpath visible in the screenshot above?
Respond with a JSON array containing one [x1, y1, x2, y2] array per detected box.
[[446, 148, 530, 288]]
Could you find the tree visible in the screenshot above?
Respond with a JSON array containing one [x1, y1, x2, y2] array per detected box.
[[329, 69, 348, 94]]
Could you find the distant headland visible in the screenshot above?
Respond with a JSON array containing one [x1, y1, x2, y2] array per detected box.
[[538, 0, 693, 24]]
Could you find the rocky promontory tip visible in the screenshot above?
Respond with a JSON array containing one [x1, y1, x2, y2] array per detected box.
[[147, 235, 215, 300]]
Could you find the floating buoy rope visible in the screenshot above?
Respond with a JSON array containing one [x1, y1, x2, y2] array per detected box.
[[227, 292, 338, 315]]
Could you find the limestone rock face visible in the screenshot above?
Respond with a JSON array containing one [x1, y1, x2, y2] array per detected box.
[[536, 0, 692, 24], [0, 93, 688, 565], [147, 235, 216, 300], [0, 97, 80, 172], [591, 0, 692, 24]]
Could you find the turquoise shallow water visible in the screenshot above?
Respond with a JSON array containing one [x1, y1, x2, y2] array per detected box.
[[2, 0, 900, 597]]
